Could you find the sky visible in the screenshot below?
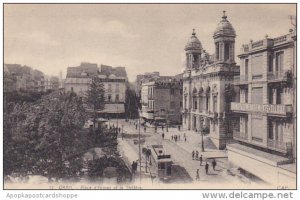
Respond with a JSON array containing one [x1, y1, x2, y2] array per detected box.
[[4, 4, 296, 81]]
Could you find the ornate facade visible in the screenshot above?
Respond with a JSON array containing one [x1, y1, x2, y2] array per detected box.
[[182, 12, 237, 149]]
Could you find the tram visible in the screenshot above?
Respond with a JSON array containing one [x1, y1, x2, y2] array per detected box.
[[150, 145, 173, 179]]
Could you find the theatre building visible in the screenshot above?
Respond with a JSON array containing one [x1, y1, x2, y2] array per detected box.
[[182, 12, 237, 149], [228, 30, 296, 188]]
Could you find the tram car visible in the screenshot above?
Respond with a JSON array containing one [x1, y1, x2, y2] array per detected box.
[[150, 145, 173, 179]]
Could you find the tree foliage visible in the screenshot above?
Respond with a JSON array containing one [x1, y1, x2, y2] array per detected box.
[[84, 77, 106, 126], [124, 86, 139, 119], [4, 90, 88, 179]]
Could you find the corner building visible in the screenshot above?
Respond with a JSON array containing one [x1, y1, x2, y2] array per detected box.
[[182, 12, 237, 149], [228, 30, 296, 188]]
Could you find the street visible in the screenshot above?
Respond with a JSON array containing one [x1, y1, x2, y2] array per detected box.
[[113, 119, 269, 188]]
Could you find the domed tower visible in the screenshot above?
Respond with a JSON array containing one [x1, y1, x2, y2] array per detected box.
[[185, 29, 202, 69], [213, 11, 236, 64]]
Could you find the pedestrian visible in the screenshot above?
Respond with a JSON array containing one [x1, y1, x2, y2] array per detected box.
[[162, 133, 165, 140], [155, 126, 157, 133], [118, 127, 121, 133], [199, 155, 203, 166], [192, 150, 195, 160], [178, 125, 181, 131], [185, 137, 187, 142], [178, 135, 180, 141], [195, 150, 199, 160], [135, 124, 138, 130], [175, 136, 177, 142], [171, 135, 173, 140], [196, 169, 200, 181], [144, 126, 146, 132], [212, 159, 217, 171], [205, 162, 209, 174]]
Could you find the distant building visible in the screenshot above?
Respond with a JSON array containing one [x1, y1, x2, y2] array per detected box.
[[44, 75, 59, 91], [182, 12, 238, 149], [4, 64, 45, 92], [135, 72, 174, 97], [140, 76, 183, 125], [64, 62, 128, 118], [228, 29, 296, 188]]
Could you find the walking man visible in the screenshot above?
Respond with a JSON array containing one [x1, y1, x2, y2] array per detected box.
[[162, 133, 165, 140], [192, 150, 195, 160], [205, 162, 209, 175], [171, 135, 173, 140], [195, 150, 199, 160], [212, 159, 217, 171], [144, 126, 146, 133], [199, 155, 203, 166], [185, 137, 187, 142]]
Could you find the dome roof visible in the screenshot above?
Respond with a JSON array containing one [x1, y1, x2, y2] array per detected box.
[[213, 11, 236, 38], [185, 29, 202, 51]]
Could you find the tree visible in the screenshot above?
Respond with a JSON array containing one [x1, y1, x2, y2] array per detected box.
[[85, 77, 106, 128], [125, 85, 139, 119], [4, 90, 88, 180]]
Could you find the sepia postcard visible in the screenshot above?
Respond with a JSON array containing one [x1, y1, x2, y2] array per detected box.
[[2, 3, 297, 190]]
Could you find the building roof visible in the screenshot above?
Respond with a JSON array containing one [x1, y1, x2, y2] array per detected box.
[[99, 65, 127, 78], [185, 29, 202, 51], [66, 63, 128, 79], [213, 11, 236, 38], [66, 63, 98, 78]]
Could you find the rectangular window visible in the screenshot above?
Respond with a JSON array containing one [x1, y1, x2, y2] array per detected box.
[[108, 94, 112, 102], [268, 120, 273, 139], [115, 83, 120, 92], [252, 55, 263, 79], [245, 89, 248, 103], [170, 88, 175, 95], [275, 52, 284, 75], [115, 94, 119, 102], [268, 55, 273, 72], [251, 116, 263, 142], [194, 99, 197, 110], [245, 59, 249, 76], [251, 87, 263, 104]]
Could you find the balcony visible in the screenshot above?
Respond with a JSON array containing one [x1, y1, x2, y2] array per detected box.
[[267, 70, 292, 84], [233, 75, 248, 85], [231, 102, 292, 116], [233, 130, 248, 142]]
